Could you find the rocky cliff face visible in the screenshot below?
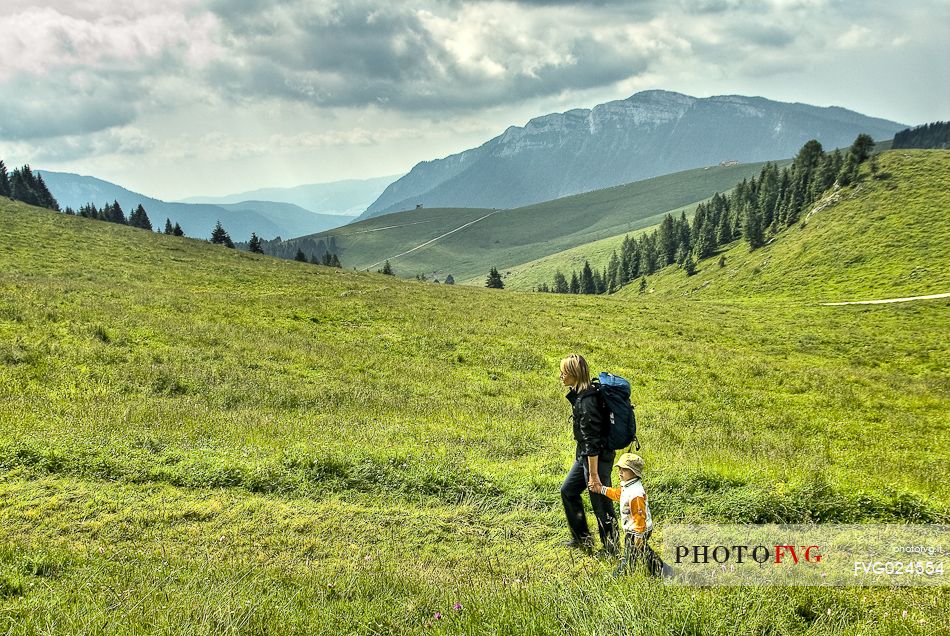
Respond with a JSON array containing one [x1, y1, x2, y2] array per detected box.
[[360, 90, 905, 220]]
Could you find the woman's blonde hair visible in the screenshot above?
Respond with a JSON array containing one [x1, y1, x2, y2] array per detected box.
[[560, 354, 591, 391]]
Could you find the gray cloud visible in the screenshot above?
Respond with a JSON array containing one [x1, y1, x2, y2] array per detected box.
[[203, 0, 663, 112], [1, 0, 942, 164], [5, 126, 155, 163], [0, 70, 139, 140]]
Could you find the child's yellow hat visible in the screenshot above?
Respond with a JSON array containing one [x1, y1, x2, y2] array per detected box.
[[614, 453, 644, 477]]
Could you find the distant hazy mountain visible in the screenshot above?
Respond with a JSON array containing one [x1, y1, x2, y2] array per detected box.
[[39, 171, 355, 241], [180, 175, 399, 215], [361, 90, 905, 220]]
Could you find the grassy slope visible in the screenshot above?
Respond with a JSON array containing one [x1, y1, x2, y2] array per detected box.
[[485, 201, 696, 290], [310, 162, 773, 281], [619, 150, 950, 302], [0, 197, 947, 634]]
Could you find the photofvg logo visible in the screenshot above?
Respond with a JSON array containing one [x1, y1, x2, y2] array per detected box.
[[660, 524, 949, 587], [675, 543, 823, 566]]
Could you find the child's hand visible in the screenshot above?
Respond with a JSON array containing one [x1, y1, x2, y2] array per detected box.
[[588, 477, 603, 493]]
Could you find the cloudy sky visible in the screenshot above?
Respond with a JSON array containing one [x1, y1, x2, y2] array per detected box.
[[1, 0, 946, 200]]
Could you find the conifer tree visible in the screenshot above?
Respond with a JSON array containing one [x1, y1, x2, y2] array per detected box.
[[295, 248, 307, 262], [618, 236, 633, 285], [330, 254, 341, 268], [173, 223, 184, 237], [638, 234, 658, 275], [837, 154, 858, 187], [0, 160, 9, 197], [694, 217, 717, 260], [593, 267, 606, 294], [638, 277, 647, 294], [580, 261, 596, 294], [485, 267, 504, 289], [606, 251, 621, 293], [676, 211, 692, 257], [810, 153, 837, 201], [683, 255, 696, 276], [569, 271, 580, 294], [104, 200, 127, 224], [380, 260, 394, 275], [210, 221, 233, 246], [657, 215, 677, 266], [673, 244, 687, 266], [34, 173, 59, 210], [757, 163, 780, 229], [164, 218, 174, 235], [849, 134, 875, 164], [743, 204, 764, 249], [553, 270, 569, 294], [10, 168, 40, 206], [248, 233, 264, 253], [623, 235, 640, 282], [716, 209, 732, 245], [129, 204, 152, 230], [444, 274, 455, 285], [690, 205, 706, 243]]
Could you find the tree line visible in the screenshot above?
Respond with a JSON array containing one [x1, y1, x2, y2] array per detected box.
[[239, 234, 342, 268], [537, 134, 877, 295], [1, 161, 59, 211], [2, 157, 342, 268], [892, 121, 949, 150]]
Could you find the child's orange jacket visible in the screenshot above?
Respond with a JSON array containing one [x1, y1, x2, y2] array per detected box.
[[601, 478, 653, 537]]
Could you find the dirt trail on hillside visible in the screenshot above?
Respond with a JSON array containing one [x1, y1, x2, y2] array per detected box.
[[366, 210, 501, 270], [820, 292, 950, 306]]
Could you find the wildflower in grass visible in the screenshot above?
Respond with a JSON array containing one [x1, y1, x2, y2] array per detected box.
[[434, 612, 443, 620], [453, 602, 462, 612]]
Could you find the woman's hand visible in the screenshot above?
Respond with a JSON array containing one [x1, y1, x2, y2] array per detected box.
[[587, 455, 602, 493], [588, 476, 603, 493]]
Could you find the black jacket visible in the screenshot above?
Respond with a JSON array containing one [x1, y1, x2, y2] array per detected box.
[[567, 383, 608, 457]]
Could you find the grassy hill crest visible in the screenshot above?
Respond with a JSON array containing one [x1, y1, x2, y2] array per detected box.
[[619, 150, 950, 301]]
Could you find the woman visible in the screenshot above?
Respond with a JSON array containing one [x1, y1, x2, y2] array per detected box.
[[559, 354, 619, 553]]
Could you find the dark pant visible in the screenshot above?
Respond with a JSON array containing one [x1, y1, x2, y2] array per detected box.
[[616, 530, 666, 577], [560, 451, 618, 550]]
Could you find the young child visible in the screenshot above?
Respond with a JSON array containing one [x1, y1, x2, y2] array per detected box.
[[598, 453, 667, 577]]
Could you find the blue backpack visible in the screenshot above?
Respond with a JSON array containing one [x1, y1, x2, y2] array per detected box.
[[596, 372, 639, 451]]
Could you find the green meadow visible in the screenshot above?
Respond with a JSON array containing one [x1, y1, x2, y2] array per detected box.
[[481, 201, 697, 290], [628, 151, 950, 302], [0, 148, 948, 635], [305, 161, 773, 281]]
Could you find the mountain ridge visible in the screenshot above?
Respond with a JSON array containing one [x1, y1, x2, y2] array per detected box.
[[39, 171, 355, 241], [361, 90, 905, 219]]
